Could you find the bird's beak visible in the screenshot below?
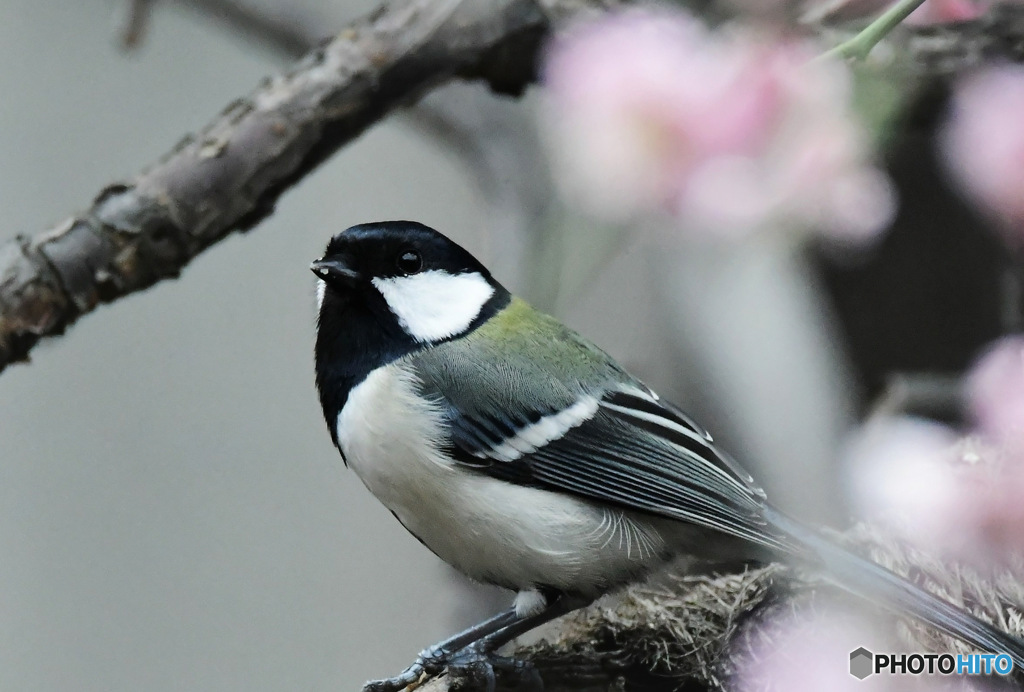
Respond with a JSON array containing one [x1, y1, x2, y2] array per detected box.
[[310, 257, 361, 286]]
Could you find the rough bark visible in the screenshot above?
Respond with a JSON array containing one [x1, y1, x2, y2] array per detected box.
[[0, 0, 608, 373], [5, 0, 1024, 374]]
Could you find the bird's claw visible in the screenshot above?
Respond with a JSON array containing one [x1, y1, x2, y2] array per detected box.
[[363, 646, 541, 692], [362, 647, 447, 692], [361, 669, 422, 692], [447, 648, 541, 692]]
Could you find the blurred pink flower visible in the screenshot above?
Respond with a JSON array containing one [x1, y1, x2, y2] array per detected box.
[[846, 417, 963, 551], [962, 453, 1024, 566], [940, 65, 1024, 247], [967, 336, 1024, 439], [847, 416, 1024, 570], [733, 604, 895, 691], [542, 10, 894, 241], [905, 0, 989, 24]]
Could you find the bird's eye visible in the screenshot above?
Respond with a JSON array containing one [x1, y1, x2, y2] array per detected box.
[[396, 250, 422, 275]]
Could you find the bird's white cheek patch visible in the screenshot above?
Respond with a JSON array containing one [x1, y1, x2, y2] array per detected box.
[[372, 270, 494, 342]]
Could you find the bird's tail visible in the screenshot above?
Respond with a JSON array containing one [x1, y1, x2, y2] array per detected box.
[[763, 507, 1024, 671]]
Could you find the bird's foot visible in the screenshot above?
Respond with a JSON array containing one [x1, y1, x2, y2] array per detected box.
[[447, 646, 542, 692], [361, 645, 541, 692], [362, 645, 449, 692]]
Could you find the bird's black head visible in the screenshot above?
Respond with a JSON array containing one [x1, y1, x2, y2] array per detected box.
[[311, 221, 510, 440]]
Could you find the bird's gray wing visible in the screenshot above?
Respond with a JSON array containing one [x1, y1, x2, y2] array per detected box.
[[407, 300, 784, 549], [448, 382, 783, 548]]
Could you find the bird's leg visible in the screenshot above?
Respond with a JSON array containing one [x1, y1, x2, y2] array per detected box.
[[474, 595, 592, 654], [363, 608, 519, 692], [447, 595, 593, 692]]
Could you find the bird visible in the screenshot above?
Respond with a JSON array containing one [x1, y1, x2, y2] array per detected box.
[[311, 220, 1024, 691]]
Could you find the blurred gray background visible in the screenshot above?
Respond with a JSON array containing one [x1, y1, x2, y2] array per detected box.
[[0, 1, 860, 689]]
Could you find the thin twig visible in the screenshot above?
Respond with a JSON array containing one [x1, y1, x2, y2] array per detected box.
[[869, 372, 965, 421], [804, 3, 1024, 74], [120, 0, 155, 50], [820, 0, 928, 61]]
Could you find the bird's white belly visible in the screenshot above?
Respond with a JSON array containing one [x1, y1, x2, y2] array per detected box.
[[336, 363, 669, 594]]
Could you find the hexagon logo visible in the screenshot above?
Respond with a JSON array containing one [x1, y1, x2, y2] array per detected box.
[[850, 647, 874, 680]]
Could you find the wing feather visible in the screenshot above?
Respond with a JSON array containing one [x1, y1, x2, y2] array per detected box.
[[406, 298, 786, 550], [440, 383, 784, 549]]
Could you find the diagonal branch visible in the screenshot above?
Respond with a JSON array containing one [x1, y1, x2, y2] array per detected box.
[[6, 0, 1024, 376], [0, 0, 594, 375]]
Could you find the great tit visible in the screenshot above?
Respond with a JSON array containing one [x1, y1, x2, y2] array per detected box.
[[312, 220, 1024, 690]]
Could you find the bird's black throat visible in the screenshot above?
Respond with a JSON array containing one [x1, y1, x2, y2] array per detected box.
[[314, 288, 417, 448], [313, 283, 511, 448]]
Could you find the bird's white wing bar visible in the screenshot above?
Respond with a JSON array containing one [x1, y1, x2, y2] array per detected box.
[[471, 396, 600, 462], [602, 386, 758, 489], [604, 385, 713, 441], [600, 400, 711, 447]]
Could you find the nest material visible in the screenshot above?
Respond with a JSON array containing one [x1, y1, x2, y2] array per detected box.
[[496, 525, 1024, 692]]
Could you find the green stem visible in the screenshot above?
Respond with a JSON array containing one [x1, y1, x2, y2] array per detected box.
[[820, 0, 928, 62]]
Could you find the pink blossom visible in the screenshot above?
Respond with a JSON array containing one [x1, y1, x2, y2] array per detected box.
[[905, 0, 989, 24], [961, 453, 1024, 565], [734, 601, 993, 690], [543, 13, 775, 224], [967, 336, 1024, 440], [940, 65, 1024, 247], [733, 604, 896, 691], [846, 416, 1024, 570], [846, 417, 963, 552], [542, 10, 894, 242]]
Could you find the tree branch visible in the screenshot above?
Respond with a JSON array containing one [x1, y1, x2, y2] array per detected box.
[[411, 526, 1024, 692], [5, 0, 1024, 375], [0, 0, 590, 374], [809, 2, 1024, 74]]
